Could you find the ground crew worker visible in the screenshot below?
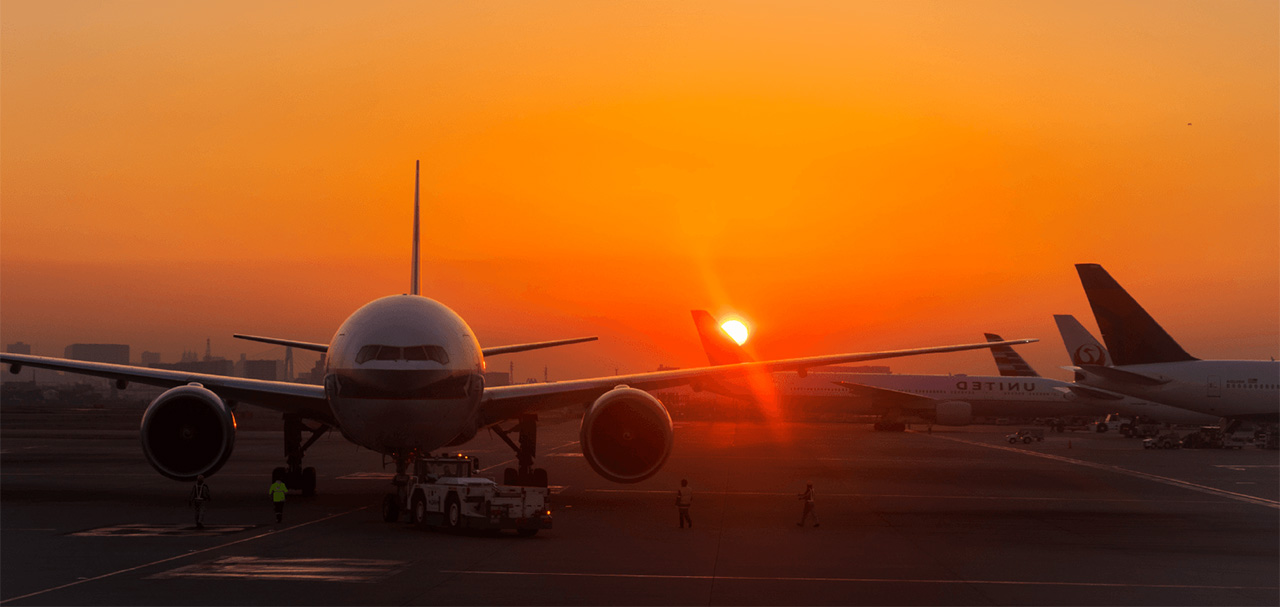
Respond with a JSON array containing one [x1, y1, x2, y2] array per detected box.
[[269, 477, 288, 523], [189, 475, 210, 529], [676, 479, 693, 529], [797, 482, 819, 527]]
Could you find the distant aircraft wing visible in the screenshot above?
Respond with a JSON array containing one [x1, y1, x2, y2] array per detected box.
[[482, 337, 598, 357], [1067, 364, 1169, 386], [479, 338, 1036, 423], [231, 334, 598, 358], [233, 334, 329, 353], [831, 381, 936, 408], [0, 353, 334, 424]]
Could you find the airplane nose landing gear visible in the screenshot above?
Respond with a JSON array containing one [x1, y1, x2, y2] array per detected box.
[[492, 414, 548, 487]]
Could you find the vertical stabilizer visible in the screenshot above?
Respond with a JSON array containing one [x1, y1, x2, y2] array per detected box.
[[1074, 264, 1196, 365], [410, 160, 420, 296], [1053, 314, 1112, 367], [984, 333, 1039, 377], [691, 310, 754, 366]]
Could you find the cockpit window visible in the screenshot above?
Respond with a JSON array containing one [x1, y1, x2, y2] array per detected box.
[[355, 344, 449, 365]]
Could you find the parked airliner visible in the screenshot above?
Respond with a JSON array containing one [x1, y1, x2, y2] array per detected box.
[[0, 162, 1036, 520], [1067, 264, 1279, 421]]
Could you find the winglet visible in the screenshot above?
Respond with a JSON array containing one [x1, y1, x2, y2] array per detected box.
[[984, 332, 1039, 377], [1074, 264, 1196, 365], [410, 160, 421, 296], [691, 310, 754, 366]]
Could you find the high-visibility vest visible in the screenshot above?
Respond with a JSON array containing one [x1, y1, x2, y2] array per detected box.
[[269, 481, 288, 502]]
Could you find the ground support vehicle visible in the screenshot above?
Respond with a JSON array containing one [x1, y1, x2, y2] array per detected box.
[[1180, 426, 1249, 450], [1143, 432, 1182, 449], [1006, 429, 1045, 444], [382, 454, 552, 536]]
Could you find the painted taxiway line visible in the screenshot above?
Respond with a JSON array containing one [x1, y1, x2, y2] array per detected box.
[[583, 489, 1221, 504], [440, 569, 1278, 591], [480, 440, 579, 473], [0, 506, 371, 605], [917, 432, 1280, 510]]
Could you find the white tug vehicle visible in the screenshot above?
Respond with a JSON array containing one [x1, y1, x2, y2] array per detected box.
[[384, 454, 553, 537]]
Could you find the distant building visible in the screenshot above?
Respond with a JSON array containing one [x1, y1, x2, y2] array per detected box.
[[64, 343, 130, 365], [6, 342, 32, 355], [483, 371, 510, 387], [140, 351, 162, 365], [241, 359, 279, 382], [297, 354, 326, 385]]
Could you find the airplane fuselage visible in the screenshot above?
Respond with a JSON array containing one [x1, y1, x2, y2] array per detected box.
[[323, 295, 486, 456], [1077, 360, 1280, 421]]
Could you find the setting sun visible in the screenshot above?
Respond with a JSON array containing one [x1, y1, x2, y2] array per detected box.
[[721, 320, 749, 345]]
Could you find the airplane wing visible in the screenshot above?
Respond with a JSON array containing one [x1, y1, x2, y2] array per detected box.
[[478, 338, 1036, 423], [481, 337, 598, 357], [1053, 384, 1126, 401], [1066, 364, 1169, 386], [0, 353, 334, 424], [831, 380, 936, 408], [232, 334, 598, 357]]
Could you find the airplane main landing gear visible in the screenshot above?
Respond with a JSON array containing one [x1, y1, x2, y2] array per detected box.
[[381, 454, 412, 523], [492, 414, 549, 487], [273, 414, 329, 496]]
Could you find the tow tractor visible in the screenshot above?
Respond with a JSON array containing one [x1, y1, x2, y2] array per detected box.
[[1006, 428, 1045, 444], [383, 454, 552, 536]]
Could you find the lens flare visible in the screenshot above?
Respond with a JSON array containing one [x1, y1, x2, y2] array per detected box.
[[721, 320, 749, 345]]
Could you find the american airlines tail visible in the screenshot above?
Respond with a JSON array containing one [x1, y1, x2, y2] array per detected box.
[[691, 310, 753, 365], [984, 333, 1039, 377], [1053, 314, 1113, 367], [1075, 264, 1197, 366]]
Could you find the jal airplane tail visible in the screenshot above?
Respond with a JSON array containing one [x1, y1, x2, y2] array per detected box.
[[1074, 264, 1197, 366], [691, 310, 754, 366], [984, 333, 1039, 377], [1053, 314, 1113, 367]]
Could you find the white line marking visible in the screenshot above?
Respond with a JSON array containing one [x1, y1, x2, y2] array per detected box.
[[583, 489, 1220, 504], [917, 432, 1280, 510], [150, 556, 408, 583], [0, 506, 370, 605], [439, 570, 1277, 590], [1213, 465, 1280, 469]]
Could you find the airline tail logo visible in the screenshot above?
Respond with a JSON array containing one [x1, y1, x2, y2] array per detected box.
[[1072, 344, 1106, 365]]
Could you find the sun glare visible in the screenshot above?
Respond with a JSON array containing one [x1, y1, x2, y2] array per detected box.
[[721, 320, 749, 345]]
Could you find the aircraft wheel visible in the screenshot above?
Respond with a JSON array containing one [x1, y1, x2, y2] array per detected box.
[[381, 493, 400, 523], [503, 468, 518, 486], [445, 494, 462, 530], [532, 468, 548, 488], [302, 467, 317, 497], [410, 493, 428, 529]]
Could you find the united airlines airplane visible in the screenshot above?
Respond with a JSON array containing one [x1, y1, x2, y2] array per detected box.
[[1066, 264, 1279, 421], [0, 162, 1035, 519]]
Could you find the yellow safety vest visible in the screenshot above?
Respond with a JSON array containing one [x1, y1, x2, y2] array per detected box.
[[269, 481, 288, 502]]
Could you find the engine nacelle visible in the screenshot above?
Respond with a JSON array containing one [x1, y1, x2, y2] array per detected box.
[[140, 384, 236, 481], [580, 386, 674, 483], [934, 401, 973, 426]]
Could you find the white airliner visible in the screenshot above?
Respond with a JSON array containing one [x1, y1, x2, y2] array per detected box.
[[0, 162, 1036, 519], [689, 311, 1115, 431], [1065, 264, 1279, 421], [990, 325, 1217, 427]]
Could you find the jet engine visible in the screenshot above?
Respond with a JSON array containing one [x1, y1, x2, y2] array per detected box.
[[934, 401, 973, 426], [580, 386, 673, 483], [140, 384, 236, 481]]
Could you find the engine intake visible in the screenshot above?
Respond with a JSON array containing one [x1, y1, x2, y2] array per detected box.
[[140, 384, 236, 481], [934, 401, 973, 426], [580, 387, 673, 483]]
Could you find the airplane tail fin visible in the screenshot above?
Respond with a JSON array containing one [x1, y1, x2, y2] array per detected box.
[[691, 310, 754, 366], [1074, 264, 1196, 365], [984, 333, 1039, 377], [1053, 314, 1113, 367], [410, 160, 421, 296]]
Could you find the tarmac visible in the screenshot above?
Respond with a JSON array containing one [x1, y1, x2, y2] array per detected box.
[[2, 407, 1277, 605]]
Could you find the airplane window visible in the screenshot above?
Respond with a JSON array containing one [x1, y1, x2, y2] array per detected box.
[[403, 346, 429, 361], [355, 345, 381, 364], [376, 346, 402, 361], [427, 345, 450, 365]]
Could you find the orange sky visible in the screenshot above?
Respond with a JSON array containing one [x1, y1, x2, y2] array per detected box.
[[2, 1, 1277, 380]]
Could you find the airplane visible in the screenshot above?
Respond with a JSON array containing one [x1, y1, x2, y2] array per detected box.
[[0, 162, 1038, 521], [688, 311, 1121, 431], [1066, 263, 1279, 421], [989, 326, 1218, 427]]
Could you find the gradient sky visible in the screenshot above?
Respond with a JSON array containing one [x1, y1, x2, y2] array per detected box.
[[2, 1, 1277, 381]]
